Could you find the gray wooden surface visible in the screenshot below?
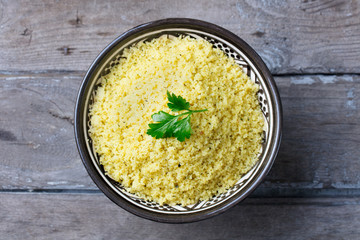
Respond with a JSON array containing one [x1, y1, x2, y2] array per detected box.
[[1, 193, 360, 240], [0, 0, 359, 239]]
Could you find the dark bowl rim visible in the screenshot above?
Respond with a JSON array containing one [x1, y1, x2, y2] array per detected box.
[[74, 18, 282, 223]]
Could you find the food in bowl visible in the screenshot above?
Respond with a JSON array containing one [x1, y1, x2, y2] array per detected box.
[[88, 35, 264, 206]]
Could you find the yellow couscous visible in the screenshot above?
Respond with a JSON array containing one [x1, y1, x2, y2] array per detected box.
[[89, 35, 264, 206]]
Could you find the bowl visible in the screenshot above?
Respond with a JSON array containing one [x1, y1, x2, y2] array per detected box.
[[74, 18, 282, 223]]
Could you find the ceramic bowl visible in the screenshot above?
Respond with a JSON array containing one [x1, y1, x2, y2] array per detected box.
[[74, 18, 282, 223]]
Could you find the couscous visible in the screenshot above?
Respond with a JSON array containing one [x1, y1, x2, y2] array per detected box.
[[89, 35, 264, 206]]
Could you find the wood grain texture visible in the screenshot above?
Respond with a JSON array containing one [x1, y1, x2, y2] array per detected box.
[[1, 193, 360, 239], [0, 73, 359, 191], [265, 74, 360, 190], [0, 73, 96, 189], [0, 0, 359, 74]]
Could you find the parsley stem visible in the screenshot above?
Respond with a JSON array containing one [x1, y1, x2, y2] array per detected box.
[[190, 109, 208, 113], [176, 109, 208, 118]]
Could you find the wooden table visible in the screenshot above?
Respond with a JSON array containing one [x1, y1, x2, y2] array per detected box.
[[1, 0, 359, 239]]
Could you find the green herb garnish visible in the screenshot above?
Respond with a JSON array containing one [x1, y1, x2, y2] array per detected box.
[[146, 91, 208, 142]]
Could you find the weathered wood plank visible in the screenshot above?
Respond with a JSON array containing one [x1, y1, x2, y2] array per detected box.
[[1, 193, 360, 239], [265, 74, 360, 190], [0, 73, 96, 189], [0, 0, 359, 74], [0, 73, 359, 192]]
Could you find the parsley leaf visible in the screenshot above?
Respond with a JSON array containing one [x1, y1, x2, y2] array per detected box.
[[147, 111, 179, 139], [167, 91, 190, 112], [146, 92, 207, 142], [173, 115, 192, 142]]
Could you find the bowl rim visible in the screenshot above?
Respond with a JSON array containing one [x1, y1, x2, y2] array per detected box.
[[74, 18, 282, 223]]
